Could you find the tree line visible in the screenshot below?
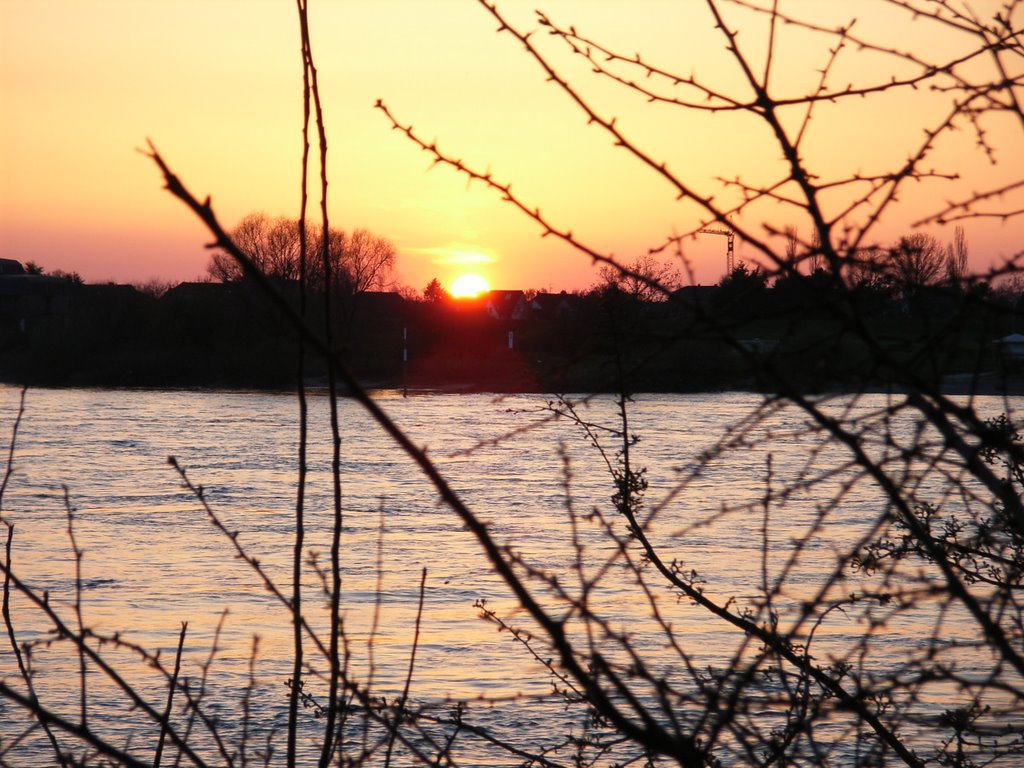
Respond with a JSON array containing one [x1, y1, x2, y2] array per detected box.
[[5, 222, 1021, 393], [590, 227, 976, 301]]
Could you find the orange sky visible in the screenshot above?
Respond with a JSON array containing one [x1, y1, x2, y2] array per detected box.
[[1, 1, 1021, 293]]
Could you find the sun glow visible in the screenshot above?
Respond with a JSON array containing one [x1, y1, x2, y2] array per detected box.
[[450, 273, 490, 298]]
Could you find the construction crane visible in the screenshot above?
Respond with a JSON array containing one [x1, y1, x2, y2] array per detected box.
[[698, 225, 736, 276]]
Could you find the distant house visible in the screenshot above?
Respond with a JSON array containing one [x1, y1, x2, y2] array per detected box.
[[163, 279, 288, 309], [484, 290, 531, 321], [530, 291, 578, 317], [163, 281, 242, 304], [670, 285, 718, 311], [0, 259, 27, 276], [0, 262, 71, 334]]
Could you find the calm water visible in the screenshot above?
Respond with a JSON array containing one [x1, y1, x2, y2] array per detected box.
[[0, 385, 1019, 765]]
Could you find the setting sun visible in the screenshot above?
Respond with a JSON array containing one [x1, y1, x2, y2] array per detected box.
[[450, 273, 490, 298]]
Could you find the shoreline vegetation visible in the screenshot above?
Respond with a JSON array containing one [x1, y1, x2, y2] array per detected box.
[[3, 270, 1023, 396]]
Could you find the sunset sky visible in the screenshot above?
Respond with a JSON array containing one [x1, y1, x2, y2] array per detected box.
[[2, 0, 1021, 293]]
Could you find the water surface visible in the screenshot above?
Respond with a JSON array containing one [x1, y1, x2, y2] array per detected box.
[[0, 386, 1018, 765]]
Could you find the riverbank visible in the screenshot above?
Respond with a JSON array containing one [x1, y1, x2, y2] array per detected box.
[[5, 368, 1022, 397], [3, 276, 1021, 396]]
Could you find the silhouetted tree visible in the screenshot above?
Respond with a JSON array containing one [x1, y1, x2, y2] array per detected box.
[[333, 228, 397, 294], [208, 212, 395, 296], [718, 261, 767, 293], [593, 253, 682, 301], [49, 269, 84, 285], [887, 233, 946, 291], [422, 277, 448, 303], [133, 278, 175, 299], [208, 212, 301, 282], [945, 225, 969, 287], [784, 225, 799, 265]]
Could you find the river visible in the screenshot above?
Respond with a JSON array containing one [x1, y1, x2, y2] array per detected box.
[[0, 385, 1020, 766]]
